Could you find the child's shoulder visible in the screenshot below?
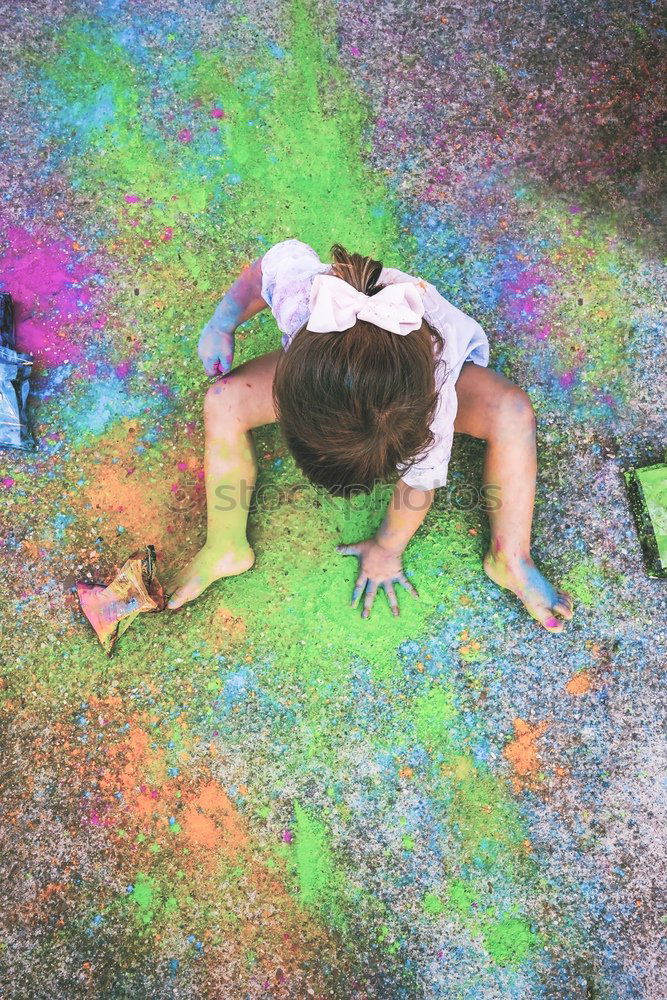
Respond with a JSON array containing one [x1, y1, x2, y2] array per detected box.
[[261, 239, 330, 298], [260, 239, 331, 343], [262, 238, 326, 272]]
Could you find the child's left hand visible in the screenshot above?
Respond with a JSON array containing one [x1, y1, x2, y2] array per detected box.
[[198, 327, 235, 376], [336, 539, 419, 619]]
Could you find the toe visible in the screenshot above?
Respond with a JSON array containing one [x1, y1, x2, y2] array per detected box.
[[167, 589, 186, 610], [542, 613, 565, 633], [530, 606, 565, 633], [553, 591, 574, 619], [167, 577, 202, 610]]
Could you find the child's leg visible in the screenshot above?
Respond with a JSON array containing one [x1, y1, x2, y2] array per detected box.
[[167, 349, 282, 609], [453, 362, 573, 633]]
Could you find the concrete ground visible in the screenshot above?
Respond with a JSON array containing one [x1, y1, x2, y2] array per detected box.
[[0, 1, 665, 997]]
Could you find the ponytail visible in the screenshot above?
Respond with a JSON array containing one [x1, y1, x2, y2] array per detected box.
[[329, 243, 384, 298]]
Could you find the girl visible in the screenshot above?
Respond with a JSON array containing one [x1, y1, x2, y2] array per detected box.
[[167, 239, 573, 632]]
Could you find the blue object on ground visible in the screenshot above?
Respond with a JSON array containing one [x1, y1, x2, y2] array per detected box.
[[0, 292, 36, 451]]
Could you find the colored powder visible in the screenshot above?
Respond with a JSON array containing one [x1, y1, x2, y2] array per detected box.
[[195, 481, 483, 689], [413, 684, 459, 760], [181, 781, 248, 856], [481, 916, 536, 966], [532, 194, 634, 405], [131, 872, 156, 924], [503, 718, 548, 789], [0, 221, 100, 367], [3, 0, 662, 993], [182, 0, 407, 265], [566, 671, 593, 695], [445, 754, 528, 870], [422, 892, 445, 916], [560, 559, 606, 608], [447, 877, 477, 915], [293, 802, 346, 929]]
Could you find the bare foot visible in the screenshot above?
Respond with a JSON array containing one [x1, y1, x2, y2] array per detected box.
[[483, 551, 574, 633], [167, 543, 255, 610]]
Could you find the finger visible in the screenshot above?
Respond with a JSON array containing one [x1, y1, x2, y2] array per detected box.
[[383, 581, 399, 617], [336, 544, 360, 556], [396, 573, 419, 599], [202, 357, 220, 377], [351, 573, 368, 607], [362, 582, 378, 619]]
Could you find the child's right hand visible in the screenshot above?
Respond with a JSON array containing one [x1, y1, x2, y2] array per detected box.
[[198, 327, 235, 376], [336, 539, 419, 619]]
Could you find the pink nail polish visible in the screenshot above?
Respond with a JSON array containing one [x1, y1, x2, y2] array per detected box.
[[545, 616, 560, 629]]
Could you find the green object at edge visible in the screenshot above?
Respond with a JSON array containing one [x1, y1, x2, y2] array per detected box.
[[625, 462, 667, 579]]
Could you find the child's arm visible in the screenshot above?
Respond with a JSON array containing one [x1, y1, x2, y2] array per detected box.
[[336, 479, 434, 618], [198, 257, 268, 375]]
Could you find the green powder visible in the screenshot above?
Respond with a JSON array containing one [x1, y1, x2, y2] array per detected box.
[[44, 22, 208, 223], [559, 559, 605, 607], [482, 916, 536, 965], [293, 801, 347, 929], [447, 877, 478, 915], [422, 892, 445, 915], [183, 0, 404, 263], [413, 684, 459, 761], [530, 189, 635, 405], [446, 755, 527, 871], [131, 873, 156, 924], [128, 872, 179, 927]]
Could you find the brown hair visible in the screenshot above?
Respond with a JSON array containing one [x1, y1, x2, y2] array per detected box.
[[272, 243, 445, 497]]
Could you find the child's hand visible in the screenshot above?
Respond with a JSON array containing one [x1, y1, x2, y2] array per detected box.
[[336, 539, 419, 619], [198, 327, 235, 377]]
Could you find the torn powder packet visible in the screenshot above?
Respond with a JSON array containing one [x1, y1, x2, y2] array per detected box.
[[76, 545, 166, 653]]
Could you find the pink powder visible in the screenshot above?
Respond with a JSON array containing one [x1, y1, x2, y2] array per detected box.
[[502, 261, 558, 336], [0, 222, 101, 367]]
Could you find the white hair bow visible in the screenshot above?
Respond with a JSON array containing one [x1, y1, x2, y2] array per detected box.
[[306, 273, 426, 336]]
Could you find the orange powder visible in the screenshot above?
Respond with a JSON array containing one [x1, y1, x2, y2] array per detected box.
[[503, 718, 548, 791], [565, 670, 593, 695], [181, 781, 249, 856]]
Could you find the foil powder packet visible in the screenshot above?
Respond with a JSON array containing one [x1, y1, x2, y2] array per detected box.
[[0, 293, 35, 451], [0, 291, 15, 349], [76, 545, 166, 653]]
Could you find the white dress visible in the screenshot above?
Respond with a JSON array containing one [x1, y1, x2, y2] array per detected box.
[[260, 239, 490, 491]]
